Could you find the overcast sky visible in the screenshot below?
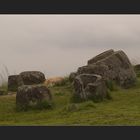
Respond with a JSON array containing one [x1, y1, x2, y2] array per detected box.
[[0, 15, 139, 80]]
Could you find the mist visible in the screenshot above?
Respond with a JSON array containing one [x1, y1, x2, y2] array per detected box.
[[0, 15, 139, 80]]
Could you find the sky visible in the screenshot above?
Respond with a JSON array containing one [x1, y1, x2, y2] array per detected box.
[[0, 15, 140, 82]]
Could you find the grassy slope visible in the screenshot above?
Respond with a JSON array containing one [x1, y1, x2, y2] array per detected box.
[[0, 79, 140, 126]]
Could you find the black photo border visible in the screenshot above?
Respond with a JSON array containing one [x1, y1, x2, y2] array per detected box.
[[0, 0, 140, 14]]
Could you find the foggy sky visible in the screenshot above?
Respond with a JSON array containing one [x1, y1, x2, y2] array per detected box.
[[0, 15, 140, 80]]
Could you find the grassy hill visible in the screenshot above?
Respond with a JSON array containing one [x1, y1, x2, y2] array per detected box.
[[0, 77, 140, 126]]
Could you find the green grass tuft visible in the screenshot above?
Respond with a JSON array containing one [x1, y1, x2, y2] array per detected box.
[[70, 94, 85, 103], [106, 80, 119, 91], [16, 100, 54, 112], [0, 82, 8, 95]]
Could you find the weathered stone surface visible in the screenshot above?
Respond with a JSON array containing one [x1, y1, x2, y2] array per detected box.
[[16, 85, 52, 108], [73, 74, 108, 101], [78, 64, 109, 80], [76, 50, 136, 88], [20, 71, 46, 85], [69, 72, 78, 82], [88, 49, 114, 65], [8, 71, 46, 91], [8, 75, 23, 92]]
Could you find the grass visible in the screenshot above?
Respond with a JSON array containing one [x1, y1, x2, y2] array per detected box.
[[16, 100, 54, 112], [0, 82, 8, 95], [0, 77, 139, 125]]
